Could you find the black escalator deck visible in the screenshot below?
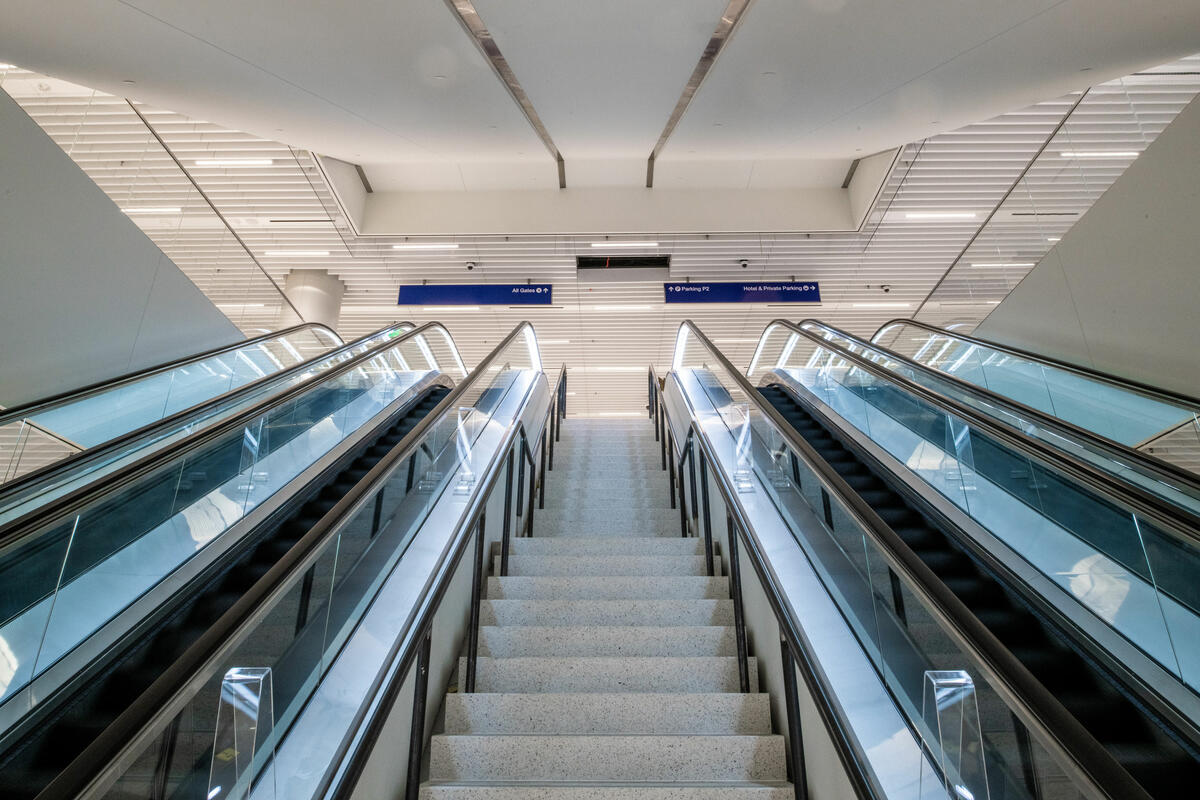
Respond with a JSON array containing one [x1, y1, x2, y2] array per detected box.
[[759, 383, 1200, 798], [0, 386, 449, 799]]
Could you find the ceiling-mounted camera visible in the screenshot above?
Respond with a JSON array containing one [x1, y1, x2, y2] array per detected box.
[[738, 259, 750, 269], [881, 284, 892, 293], [465, 261, 477, 271]]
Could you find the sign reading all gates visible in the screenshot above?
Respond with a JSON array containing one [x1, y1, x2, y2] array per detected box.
[[398, 284, 553, 306], [663, 281, 820, 303]]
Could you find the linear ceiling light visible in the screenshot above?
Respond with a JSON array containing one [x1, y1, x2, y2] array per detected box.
[[122, 206, 182, 215], [392, 243, 459, 250], [904, 212, 977, 220], [852, 302, 913, 308], [1060, 151, 1139, 159], [264, 250, 329, 257], [0, 64, 17, 70], [590, 241, 659, 248], [194, 158, 274, 167], [970, 262, 1035, 268], [1047, 237, 1061, 242]]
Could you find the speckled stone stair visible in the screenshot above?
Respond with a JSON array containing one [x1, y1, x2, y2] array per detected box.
[[419, 417, 794, 795]]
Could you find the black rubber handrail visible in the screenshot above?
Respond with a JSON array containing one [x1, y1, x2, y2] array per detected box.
[[671, 319, 1151, 800], [756, 318, 1200, 551], [33, 324, 547, 800], [0, 322, 343, 426], [870, 317, 1200, 412], [0, 322, 455, 553], [0, 321, 419, 509], [801, 318, 1200, 492]]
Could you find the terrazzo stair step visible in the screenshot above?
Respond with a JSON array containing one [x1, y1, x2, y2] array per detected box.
[[508, 537, 701, 555], [444, 692, 771, 734], [420, 784, 794, 799], [481, 599, 733, 626], [525, 516, 682, 540], [465, 656, 757, 692], [486, 575, 727, 599], [544, 488, 672, 511], [478, 625, 737, 657], [428, 734, 783, 782], [496, 555, 707, 577]]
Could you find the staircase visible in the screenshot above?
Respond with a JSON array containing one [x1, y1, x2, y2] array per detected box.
[[420, 417, 795, 797]]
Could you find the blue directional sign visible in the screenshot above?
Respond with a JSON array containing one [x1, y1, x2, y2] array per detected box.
[[398, 283, 553, 306], [663, 281, 820, 303]]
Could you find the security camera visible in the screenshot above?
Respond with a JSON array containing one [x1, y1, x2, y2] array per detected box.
[[881, 284, 892, 293], [465, 261, 476, 271], [738, 259, 750, 269]]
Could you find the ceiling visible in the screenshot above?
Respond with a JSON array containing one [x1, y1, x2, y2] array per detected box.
[[5, 55, 1197, 414], [2, 0, 1199, 194]]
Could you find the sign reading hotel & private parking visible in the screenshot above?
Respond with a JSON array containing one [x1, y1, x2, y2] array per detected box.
[[397, 284, 553, 306], [663, 281, 820, 303]]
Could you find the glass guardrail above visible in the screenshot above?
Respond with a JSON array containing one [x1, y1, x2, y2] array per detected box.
[[0, 324, 434, 528], [744, 320, 1200, 701], [91, 325, 545, 800], [0, 324, 345, 484], [672, 321, 1127, 800], [872, 320, 1200, 475], [770, 320, 1200, 520], [0, 325, 460, 728]]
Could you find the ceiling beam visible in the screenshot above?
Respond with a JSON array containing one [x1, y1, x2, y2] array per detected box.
[[444, 0, 567, 188], [645, 0, 754, 188]]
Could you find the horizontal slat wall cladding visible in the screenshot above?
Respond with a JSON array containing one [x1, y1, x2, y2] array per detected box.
[[3, 56, 1197, 414]]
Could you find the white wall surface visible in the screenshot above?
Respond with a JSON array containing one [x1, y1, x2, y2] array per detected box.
[[975, 95, 1200, 397], [0, 89, 241, 407]]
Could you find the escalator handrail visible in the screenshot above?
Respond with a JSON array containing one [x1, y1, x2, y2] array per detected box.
[[0, 321, 457, 553], [671, 319, 1151, 800], [0, 321, 423, 509], [870, 317, 1200, 412], [799, 318, 1200, 498], [0, 321, 346, 426], [37, 324, 547, 800], [759, 318, 1200, 550]]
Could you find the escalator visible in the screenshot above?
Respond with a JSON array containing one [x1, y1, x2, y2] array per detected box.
[[0, 326, 462, 799], [11, 322, 551, 800], [758, 380, 1200, 797], [0, 321, 424, 529], [0, 322, 344, 484]]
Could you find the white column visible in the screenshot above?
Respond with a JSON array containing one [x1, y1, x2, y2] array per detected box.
[[278, 269, 345, 330]]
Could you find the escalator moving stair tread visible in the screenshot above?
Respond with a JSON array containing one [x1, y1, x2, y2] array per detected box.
[[0, 386, 449, 800], [760, 383, 1200, 797]]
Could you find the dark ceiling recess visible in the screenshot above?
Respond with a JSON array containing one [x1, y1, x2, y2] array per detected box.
[[577, 255, 671, 270]]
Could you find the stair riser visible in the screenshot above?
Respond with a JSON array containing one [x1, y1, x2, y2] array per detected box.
[[465, 656, 757, 693], [478, 625, 737, 657], [481, 599, 733, 626], [428, 734, 785, 782], [496, 555, 707, 576], [420, 787, 794, 799], [487, 576, 727, 599], [443, 692, 771, 735], [508, 538, 702, 555]]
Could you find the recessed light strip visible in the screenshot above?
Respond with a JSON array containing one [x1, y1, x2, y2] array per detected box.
[[589, 241, 659, 248], [1060, 151, 1139, 159], [392, 243, 460, 250]]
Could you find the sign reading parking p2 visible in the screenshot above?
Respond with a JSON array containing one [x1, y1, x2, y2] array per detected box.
[[398, 284, 553, 305], [663, 281, 820, 303]]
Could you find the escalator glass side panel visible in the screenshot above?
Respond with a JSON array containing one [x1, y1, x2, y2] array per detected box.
[[0, 335, 441, 723], [671, 326, 1141, 800], [87, 330, 543, 800], [871, 320, 1200, 460]]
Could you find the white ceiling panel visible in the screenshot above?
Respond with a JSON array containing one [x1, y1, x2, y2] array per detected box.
[[662, 0, 1200, 160]]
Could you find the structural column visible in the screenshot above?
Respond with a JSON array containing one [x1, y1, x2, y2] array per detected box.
[[278, 269, 345, 330]]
